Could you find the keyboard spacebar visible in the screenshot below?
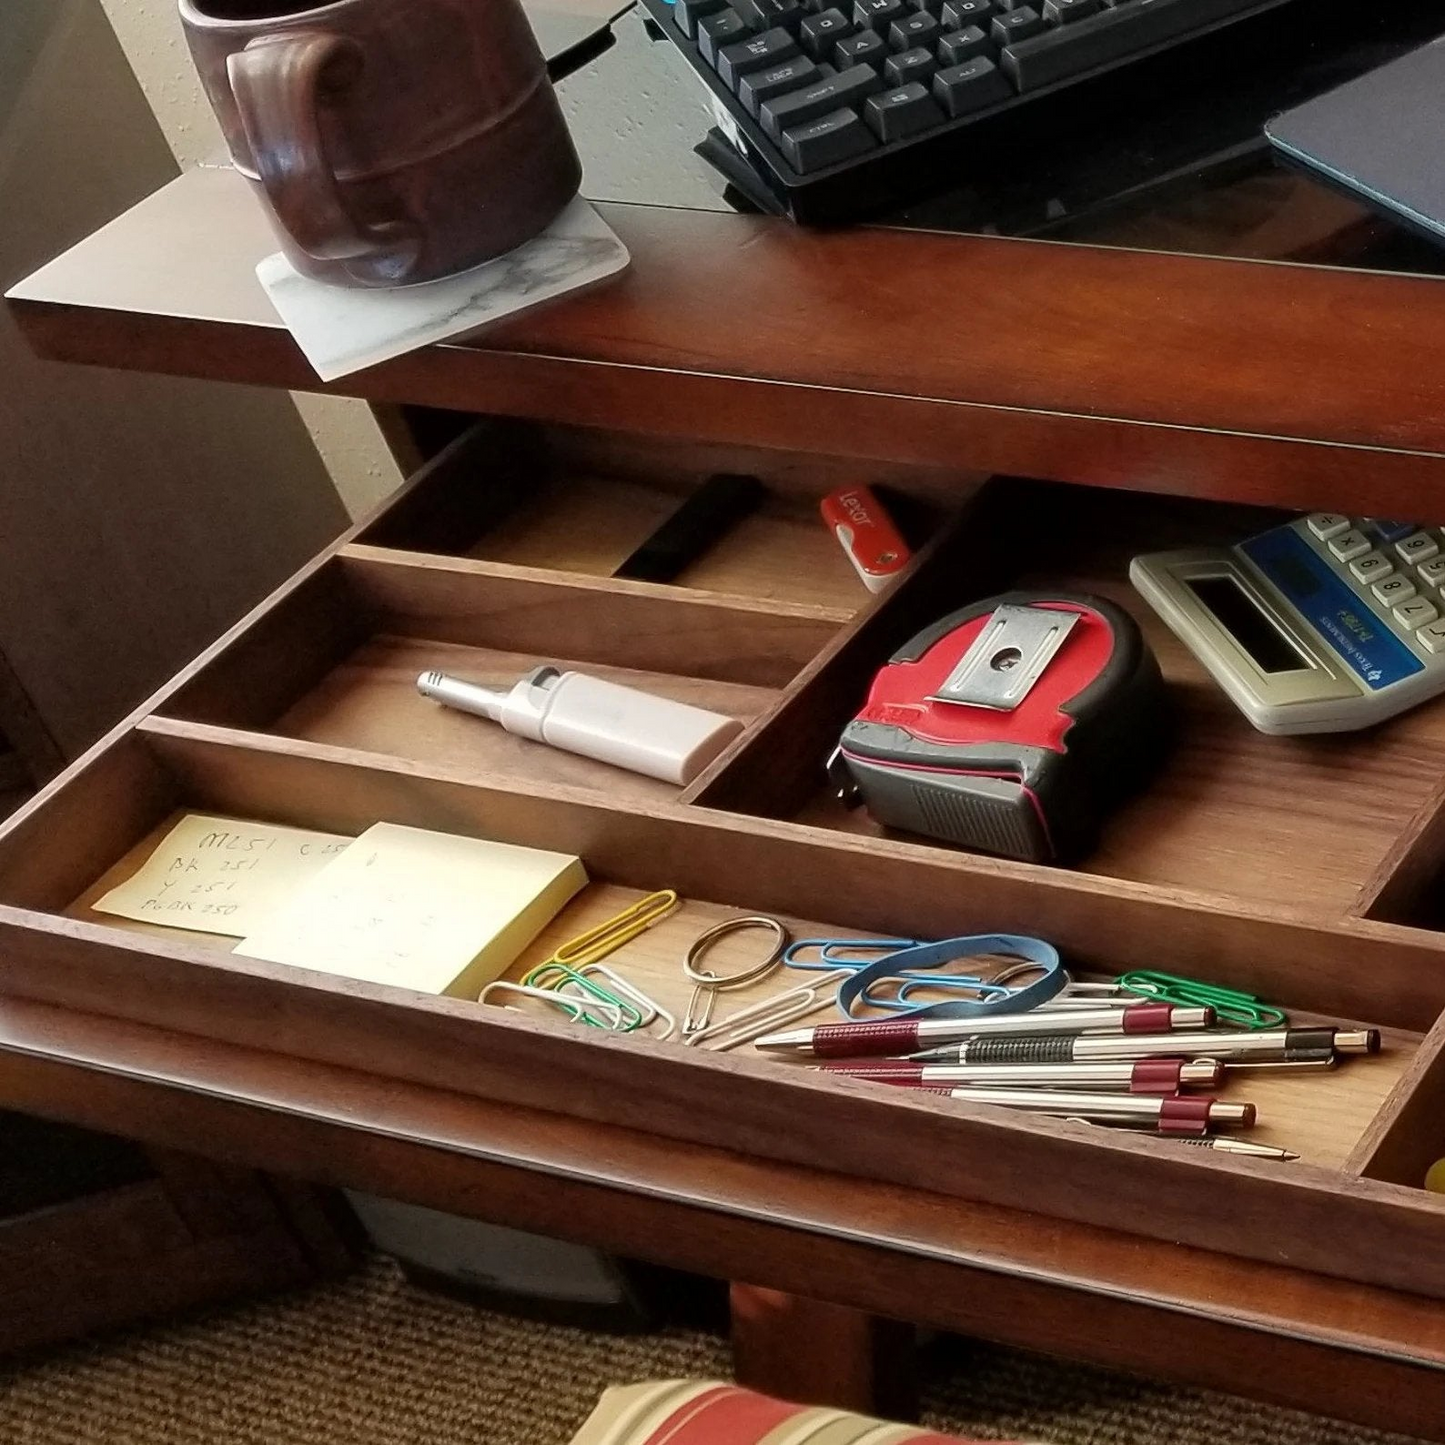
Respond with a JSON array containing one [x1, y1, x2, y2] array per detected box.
[[1001, 0, 1267, 90]]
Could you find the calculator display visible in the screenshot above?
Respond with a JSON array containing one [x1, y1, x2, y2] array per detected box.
[[1184, 576, 1310, 676]]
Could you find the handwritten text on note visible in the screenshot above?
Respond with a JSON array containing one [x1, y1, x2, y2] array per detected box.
[[92, 812, 351, 938]]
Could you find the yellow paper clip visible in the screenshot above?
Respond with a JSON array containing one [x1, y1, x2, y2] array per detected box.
[[545, 889, 680, 970]]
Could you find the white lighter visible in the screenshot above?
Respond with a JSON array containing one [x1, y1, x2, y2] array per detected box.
[[417, 667, 744, 785]]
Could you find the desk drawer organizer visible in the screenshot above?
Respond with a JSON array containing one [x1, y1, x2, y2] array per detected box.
[[4, 419, 1445, 1300]]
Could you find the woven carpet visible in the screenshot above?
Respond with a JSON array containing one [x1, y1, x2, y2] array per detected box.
[[0, 1255, 1425, 1445]]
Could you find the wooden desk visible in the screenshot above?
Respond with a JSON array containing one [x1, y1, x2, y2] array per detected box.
[[9, 163, 1445, 1440]]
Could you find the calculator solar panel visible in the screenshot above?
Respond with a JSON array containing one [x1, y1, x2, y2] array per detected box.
[[639, 0, 1299, 219]]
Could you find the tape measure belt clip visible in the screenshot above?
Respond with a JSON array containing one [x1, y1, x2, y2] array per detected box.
[[835, 592, 1168, 864]]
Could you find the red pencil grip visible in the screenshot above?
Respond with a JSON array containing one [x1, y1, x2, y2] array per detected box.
[[811, 1020, 920, 1058], [819, 1063, 926, 1084]]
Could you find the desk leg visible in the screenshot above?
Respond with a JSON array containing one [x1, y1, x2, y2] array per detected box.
[[729, 1283, 918, 1419]]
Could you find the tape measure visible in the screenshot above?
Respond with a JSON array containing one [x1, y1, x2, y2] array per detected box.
[[829, 592, 1168, 864]]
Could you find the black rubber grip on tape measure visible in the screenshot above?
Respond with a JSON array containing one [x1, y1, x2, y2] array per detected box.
[[964, 1034, 1074, 1065]]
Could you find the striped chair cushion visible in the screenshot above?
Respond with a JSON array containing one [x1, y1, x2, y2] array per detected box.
[[569, 1380, 1039, 1445]]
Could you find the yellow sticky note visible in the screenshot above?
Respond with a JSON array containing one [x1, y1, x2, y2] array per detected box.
[[232, 822, 587, 997], [92, 813, 351, 938]]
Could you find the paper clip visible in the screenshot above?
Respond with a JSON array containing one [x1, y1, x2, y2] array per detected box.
[[1117, 969, 1287, 1031], [545, 889, 680, 969], [682, 915, 788, 1038], [686, 969, 850, 1050], [576, 963, 678, 1042], [524, 960, 646, 1031], [783, 939, 917, 971], [479, 980, 627, 1029]]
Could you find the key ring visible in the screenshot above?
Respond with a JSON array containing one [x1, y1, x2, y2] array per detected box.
[[682, 915, 788, 1037]]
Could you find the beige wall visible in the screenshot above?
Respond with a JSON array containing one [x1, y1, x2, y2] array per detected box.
[[1, 0, 351, 757], [96, 0, 404, 518]]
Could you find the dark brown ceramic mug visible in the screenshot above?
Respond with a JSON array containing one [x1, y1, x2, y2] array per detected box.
[[181, 0, 582, 287]]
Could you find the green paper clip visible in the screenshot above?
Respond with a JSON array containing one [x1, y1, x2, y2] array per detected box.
[[522, 960, 646, 1031], [1116, 969, 1286, 1031]]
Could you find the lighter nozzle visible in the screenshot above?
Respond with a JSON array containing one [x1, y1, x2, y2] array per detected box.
[[1335, 1029, 1381, 1055], [416, 669, 509, 722], [1208, 1101, 1256, 1129], [1181, 1059, 1225, 1088]]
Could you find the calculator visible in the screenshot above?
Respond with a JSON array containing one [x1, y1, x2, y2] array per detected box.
[[1130, 514, 1445, 735]]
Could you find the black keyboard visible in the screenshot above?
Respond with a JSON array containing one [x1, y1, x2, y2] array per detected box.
[[639, 0, 1298, 219]]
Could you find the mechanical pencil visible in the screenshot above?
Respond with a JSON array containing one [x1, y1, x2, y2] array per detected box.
[[755, 1003, 1213, 1058]]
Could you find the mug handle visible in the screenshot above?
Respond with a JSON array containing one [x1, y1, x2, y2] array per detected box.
[[227, 32, 418, 272]]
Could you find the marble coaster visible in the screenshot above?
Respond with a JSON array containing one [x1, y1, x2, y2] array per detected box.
[[257, 196, 630, 382]]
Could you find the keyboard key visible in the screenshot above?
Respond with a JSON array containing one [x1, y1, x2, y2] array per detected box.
[[1418, 555, 1445, 588], [739, 55, 822, 113], [937, 24, 990, 64], [699, 9, 750, 64], [833, 28, 887, 66], [864, 80, 945, 139], [760, 63, 883, 136], [718, 26, 802, 87], [885, 43, 936, 83], [1396, 597, 1439, 631], [674, 0, 729, 37], [932, 54, 1010, 113], [941, 0, 993, 23], [780, 105, 878, 169], [992, 5, 1043, 43], [1306, 512, 1350, 541], [855, 0, 907, 29], [1397, 531, 1440, 565], [1349, 552, 1392, 584], [1373, 575, 1417, 607], [800, 7, 854, 56], [1043, 0, 1098, 20], [889, 10, 939, 46], [1328, 529, 1370, 563], [1001, 0, 1266, 91], [1416, 619, 1445, 654], [736, 0, 806, 26]]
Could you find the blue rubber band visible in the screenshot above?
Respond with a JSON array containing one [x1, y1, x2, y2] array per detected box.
[[835, 935, 1065, 1021]]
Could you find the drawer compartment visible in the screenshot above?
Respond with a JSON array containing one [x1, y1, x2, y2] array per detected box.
[[695, 480, 1445, 919], [152, 552, 836, 804], [355, 421, 961, 615], [4, 726, 1445, 1303]]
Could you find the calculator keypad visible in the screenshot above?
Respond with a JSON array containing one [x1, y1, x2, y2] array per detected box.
[[1307, 513, 1350, 541], [1396, 597, 1439, 630], [1351, 552, 1391, 583], [1399, 532, 1441, 565], [1303, 513, 1445, 656], [1373, 575, 1416, 606], [1328, 529, 1371, 562]]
